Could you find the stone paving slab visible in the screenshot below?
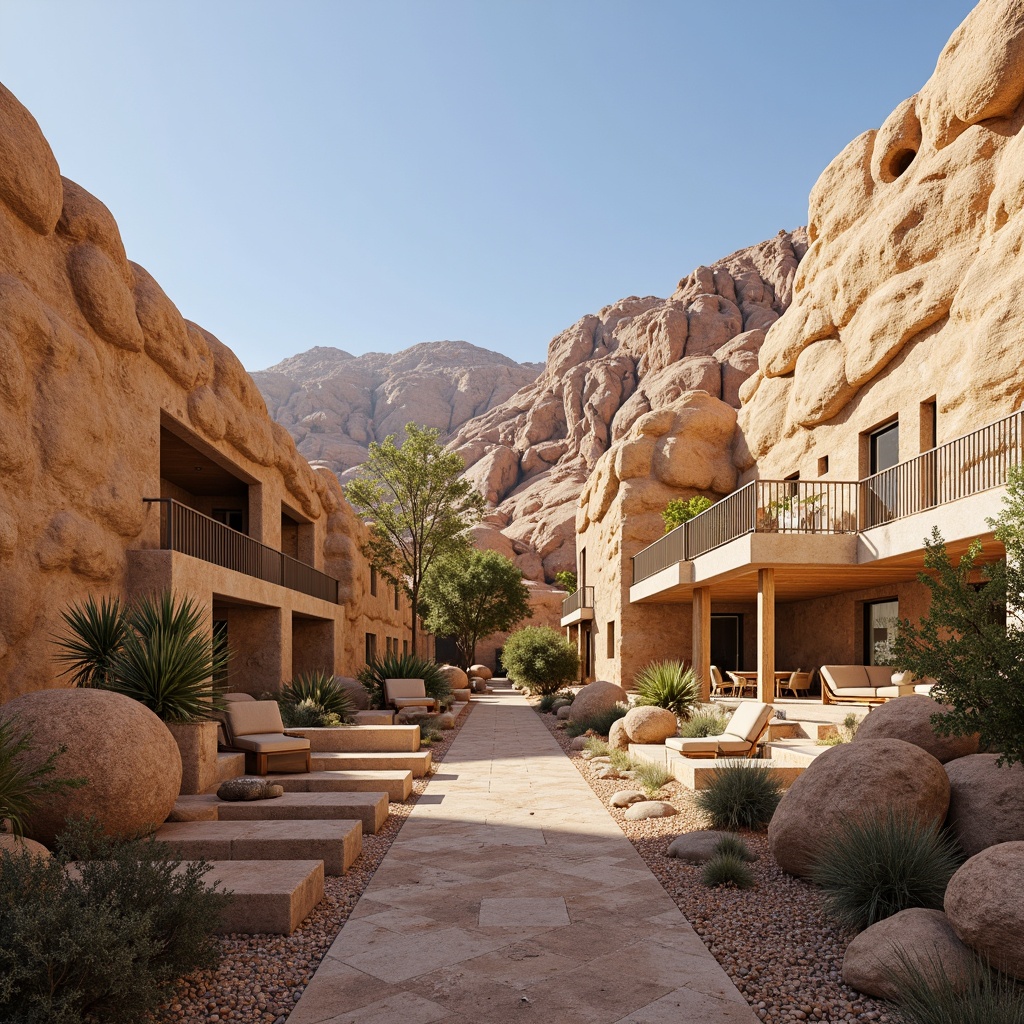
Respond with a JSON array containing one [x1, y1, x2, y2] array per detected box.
[[289, 689, 759, 1024]]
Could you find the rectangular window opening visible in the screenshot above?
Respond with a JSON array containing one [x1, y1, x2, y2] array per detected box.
[[370, 566, 377, 597], [863, 599, 899, 665], [606, 621, 615, 659], [365, 632, 377, 663], [817, 455, 829, 476]]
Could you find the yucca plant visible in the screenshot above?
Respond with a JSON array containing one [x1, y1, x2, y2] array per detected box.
[[695, 760, 782, 831], [279, 669, 355, 725], [677, 706, 729, 737], [633, 661, 701, 719], [358, 653, 451, 711], [811, 808, 961, 931], [53, 595, 128, 688]]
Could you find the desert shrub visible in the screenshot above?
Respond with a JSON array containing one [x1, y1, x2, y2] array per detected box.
[[0, 819, 230, 1023], [358, 653, 451, 710], [633, 760, 674, 797], [564, 704, 628, 738], [713, 834, 752, 861], [537, 690, 574, 713], [501, 627, 580, 696], [633, 661, 701, 719], [419, 729, 444, 747], [662, 495, 713, 533], [817, 711, 861, 747], [280, 698, 343, 728], [583, 737, 611, 757], [677, 707, 729, 737], [609, 749, 635, 772], [811, 808, 961, 931], [53, 595, 128, 688], [695, 760, 783, 831], [554, 570, 577, 593], [701, 851, 755, 889], [279, 670, 355, 726]]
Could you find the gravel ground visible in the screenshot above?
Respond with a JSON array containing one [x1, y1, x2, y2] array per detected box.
[[156, 709, 473, 1024], [540, 711, 898, 1024]]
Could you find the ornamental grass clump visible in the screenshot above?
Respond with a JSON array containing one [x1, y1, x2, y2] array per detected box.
[[583, 737, 611, 757], [608, 749, 635, 772], [712, 834, 753, 861], [633, 760, 674, 797], [677, 707, 729, 738], [537, 690, 574, 713], [278, 669, 355, 727], [817, 711, 861, 746], [633, 661, 701, 719], [811, 808, 961, 931], [564, 704, 627, 738], [695, 760, 782, 831], [701, 851, 756, 890]]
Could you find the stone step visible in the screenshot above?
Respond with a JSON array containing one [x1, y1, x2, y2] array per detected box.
[[156, 819, 361, 875], [311, 750, 431, 777], [274, 769, 413, 802], [353, 710, 394, 726], [667, 755, 806, 791], [215, 750, 246, 785], [763, 739, 823, 768], [765, 720, 805, 740], [286, 724, 421, 753], [172, 791, 389, 834], [199, 859, 324, 935], [627, 743, 671, 766]]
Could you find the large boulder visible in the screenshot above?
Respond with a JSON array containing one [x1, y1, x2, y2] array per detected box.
[[468, 664, 492, 680], [623, 706, 677, 744], [568, 680, 629, 724], [0, 833, 51, 860], [0, 689, 182, 846], [608, 717, 630, 751], [768, 739, 949, 878], [842, 909, 976, 1000], [437, 665, 469, 690], [335, 676, 370, 711], [853, 695, 979, 763], [944, 754, 1024, 858], [945, 841, 1024, 980]]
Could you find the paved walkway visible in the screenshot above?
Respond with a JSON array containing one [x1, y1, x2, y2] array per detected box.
[[289, 688, 758, 1024]]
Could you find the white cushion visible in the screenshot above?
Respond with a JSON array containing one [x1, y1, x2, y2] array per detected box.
[[666, 736, 718, 754], [723, 701, 772, 743], [821, 665, 869, 690]]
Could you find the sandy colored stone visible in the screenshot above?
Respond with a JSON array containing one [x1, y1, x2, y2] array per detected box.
[[0, 688, 182, 845], [623, 705, 678, 744], [624, 800, 678, 820], [437, 665, 469, 690], [853, 694, 979, 763], [842, 908, 976, 1001], [944, 753, 1024, 858], [468, 663, 492, 680], [608, 716, 630, 751], [0, 833, 50, 860], [945, 841, 1024, 980], [768, 738, 949, 878], [609, 789, 645, 807], [567, 679, 629, 723], [667, 831, 758, 864]]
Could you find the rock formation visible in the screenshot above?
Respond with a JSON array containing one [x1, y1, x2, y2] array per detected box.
[[253, 342, 543, 480]]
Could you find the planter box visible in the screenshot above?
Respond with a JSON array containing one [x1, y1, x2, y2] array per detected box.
[[166, 721, 219, 795]]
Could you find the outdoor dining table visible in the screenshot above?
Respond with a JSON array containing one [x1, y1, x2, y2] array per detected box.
[[728, 670, 793, 699]]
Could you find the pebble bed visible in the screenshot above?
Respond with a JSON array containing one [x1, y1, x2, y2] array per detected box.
[[541, 712, 898, 1024], [155, 710, 472, 1024]]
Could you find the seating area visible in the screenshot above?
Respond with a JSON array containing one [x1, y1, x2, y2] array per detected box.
[[665, 701, 774, 758], [709, 664, 929, 705]]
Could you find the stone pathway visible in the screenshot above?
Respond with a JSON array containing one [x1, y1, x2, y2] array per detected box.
[[288, 688, 759, 1024]]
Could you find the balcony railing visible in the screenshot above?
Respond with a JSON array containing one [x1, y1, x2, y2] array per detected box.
[[562, 586, 595, 618], [631, 409, 1024, 585], [144, 498, 340, 604]]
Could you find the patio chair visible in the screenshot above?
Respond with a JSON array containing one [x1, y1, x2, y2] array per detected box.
[[665, 701, 774, 759], [778, 670, 813, 698], [384, 678, 439, 712], [727, 671, 756, 698], [709, 665, 734, 698], [224, 699, 312, 776]]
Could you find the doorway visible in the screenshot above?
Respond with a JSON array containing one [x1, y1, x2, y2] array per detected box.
[[711, 614, 743, 672]]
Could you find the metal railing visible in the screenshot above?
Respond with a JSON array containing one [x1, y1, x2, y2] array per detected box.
[[144, 498, 340, 603], [561, 586, 594, 617]]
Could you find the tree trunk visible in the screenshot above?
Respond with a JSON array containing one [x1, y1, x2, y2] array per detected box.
[[411, 583, 419, 656]]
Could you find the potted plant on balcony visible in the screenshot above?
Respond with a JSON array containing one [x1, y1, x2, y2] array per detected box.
[[54, 592, 228, 795]]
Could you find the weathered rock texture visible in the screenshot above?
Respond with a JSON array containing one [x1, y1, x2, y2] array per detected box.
[[944, 753, 1024, 857], [254, 343, 542, 479], [567, 680, 629, 724], [853, 695, 980, 763]]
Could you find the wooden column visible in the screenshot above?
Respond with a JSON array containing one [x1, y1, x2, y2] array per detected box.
[[692, 587, 712, 702], [757, 568, 775, 704]]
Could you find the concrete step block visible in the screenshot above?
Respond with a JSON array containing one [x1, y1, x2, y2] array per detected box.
[[200, 859, 324, 935], [311, 750, 431, 777], [215, 791, 389, 834], [285, 724, 421, 753], [215, 751, 246, 785], [763, 740, 823, 768], [765, 721, 805, 740], [353, 710, 394, 725], [156, 819, 362, 875], [274, 769, 413, 802], [669, 755, 806, 791], [627, 743, 671, 766], [168, 795, 220, 822]]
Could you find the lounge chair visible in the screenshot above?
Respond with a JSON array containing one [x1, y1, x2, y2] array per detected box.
[[224, 699, 312, 775], [665, 701, 774, 759], [778, 670, 813, 698], [384, 678, 439, 712], [820, 665, 916, 705]]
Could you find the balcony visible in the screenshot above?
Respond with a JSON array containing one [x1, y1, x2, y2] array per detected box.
[[561, 586, 595, 626], [144, 498, 340, 604]]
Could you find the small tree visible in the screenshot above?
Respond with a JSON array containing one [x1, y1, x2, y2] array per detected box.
[[422, 549, 530, 667], [662, 495, 713, 533], [554, 571, 577, 594], [345, 424, 485, 652], [502, 626, 580, 695]]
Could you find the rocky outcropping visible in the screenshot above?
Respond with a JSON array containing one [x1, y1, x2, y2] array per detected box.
[[254, 343, 543, 480]]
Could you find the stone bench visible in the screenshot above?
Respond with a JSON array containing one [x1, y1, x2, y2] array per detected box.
[[311, 750, 431, 777], [273, 769, 413, 802], [170, 791, 389, 833], [203, 859, 324, 935]]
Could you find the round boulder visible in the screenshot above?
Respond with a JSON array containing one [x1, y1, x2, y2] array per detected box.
[[623, 706, 678, 744], [624, 801, 677, 820], [610, 790, 645, 807], [0, 688, 182, 846], [0, 833, 51, 860], [334, 676, 369, 711], [468, 664, 492, 680], [568, 736, 589, 751], [768, 738, 949, 878], [853, 695, 979, 763], [437, 665, 469, 690], [945, 841, 1024, 980], [945, 754, 1024, 858], [550, 698, 572, 712], [608, 717, 630, 751], [667, 831, 758, 864], [556, 705, 573, 720], [568, 680, 629, 724], [842, 909, 976, 1000]]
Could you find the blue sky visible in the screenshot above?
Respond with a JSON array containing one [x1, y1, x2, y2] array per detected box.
[[2, 1, 972, 369]]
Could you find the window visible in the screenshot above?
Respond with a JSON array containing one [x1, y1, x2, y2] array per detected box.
[[370, 566, 377, 597], [365, 632, 377, 663], [864, 599, 898, 665], [394, 585, 400, 611], [817, 455, 829, 476], [580, 548, 587, 589], [606, 621, 615, 659], [212, 508, 245, 532], [920, 399, 937, 452], [865, 419, 900, 524], [870, 420, 900, 474], [403, 639, 409, 656]]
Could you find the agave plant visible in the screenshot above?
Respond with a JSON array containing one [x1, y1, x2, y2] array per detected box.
[[633, 660, 701, 719], [358, 653, 451, 711], [53, 595, 129, 688], [279, 670, 355, 725]]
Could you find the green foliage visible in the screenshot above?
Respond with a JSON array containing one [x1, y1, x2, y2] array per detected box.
[[358, 652, 451, 711], [713, 834, 752, 861], [677, 707, 729, 737], [421, 549, 530, 667], [537, 690, 574, 713], [502, 626, 580, 696], [695, 761, 783, 831], [817, 712, 861, 747], [345, 424, 485, 649], [662, 495, 713, 533], [0, 719, 83, 839], [0, 819, 230, 1023], [811, 808, 961, 931], [633, 661, 701, 718], [278, 669, 355, 726], [280, 699, 343, 728], [53, 595, 128, 688], [554, 571, 577, 594], [564, 704, 627, 738], [583, 737, 611, 757], [701, 851, 756, 889], [632, 760, 674, 797], [608, 749, 635, 772]]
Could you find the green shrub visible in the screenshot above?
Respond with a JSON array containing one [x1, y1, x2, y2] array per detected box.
[[501, 627, 580, 696], [280, 698, 343, 728], [0, 819, 230, 1023], [358, 653, 451, 711], [633, 661, 701, 719], [811, 808, 961, 931], [701, 851, 755, 889], [564, 704, 628, 738], [554, 571, 577, 594], [695, 760, 782, 831], [583, 737, 611, 757], [609, 749, 635, 772], [53, 595, 128, 688], [713, 834, 753, 861], [279, 669, 355, 726], [678, 707, 729, 737], [662, 495, 713, 533], [633, 760, 674, 797], [537, 690, 575, 713]]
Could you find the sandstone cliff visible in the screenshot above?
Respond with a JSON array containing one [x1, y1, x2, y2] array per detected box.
[[254, 342, 543, 479]]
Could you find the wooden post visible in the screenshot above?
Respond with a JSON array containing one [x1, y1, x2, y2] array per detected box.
[[692, 587, 712, 702], [758, 568, 775, 704]]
